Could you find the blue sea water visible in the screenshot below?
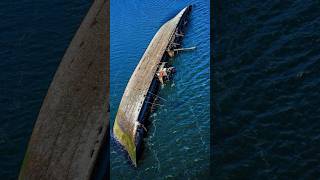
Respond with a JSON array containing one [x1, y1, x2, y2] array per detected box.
[[0, 1, 91, 179], [214, 0, 320, 179], [110, 0, 210, 179]]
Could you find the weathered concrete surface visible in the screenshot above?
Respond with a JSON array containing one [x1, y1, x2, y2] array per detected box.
[[113, 6, 191, 166], [19, 0, 109, 179]]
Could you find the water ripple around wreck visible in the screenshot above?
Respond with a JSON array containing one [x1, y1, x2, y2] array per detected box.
[[110, 0, 210, 179]]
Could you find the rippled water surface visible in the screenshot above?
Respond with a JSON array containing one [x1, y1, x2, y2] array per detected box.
[[0, 1, 91, 179], [110, 0, 210, 179], [214, 0, 320, 179]]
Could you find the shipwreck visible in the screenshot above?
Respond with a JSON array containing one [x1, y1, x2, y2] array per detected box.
[[113, 5, 193, 166], [19, 0, 108, 179]]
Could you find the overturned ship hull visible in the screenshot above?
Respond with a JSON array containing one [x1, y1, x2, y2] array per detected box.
[[19, 0, 108, 179], [113, 5, 192, 166]]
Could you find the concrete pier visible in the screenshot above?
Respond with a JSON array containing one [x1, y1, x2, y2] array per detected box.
[[113, 5, 191, 166], [19, 0, 109, 179]]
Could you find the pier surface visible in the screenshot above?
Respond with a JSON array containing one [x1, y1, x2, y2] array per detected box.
[[113, 6, 191, 166], [19, 0, 109, 179]]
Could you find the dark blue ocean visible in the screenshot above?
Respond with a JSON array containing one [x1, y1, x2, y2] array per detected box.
[[0, 1, 91, 179], [110, 0, 210, 179], [214, 0, 320, 179]]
